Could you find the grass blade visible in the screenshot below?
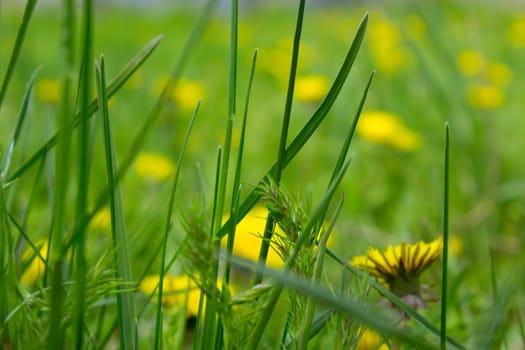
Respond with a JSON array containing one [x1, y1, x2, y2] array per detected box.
[[0, 0, 37, 110], [154, 102, 200, 350], [441, 122, 450, 349], [217, 11, 369, 239]]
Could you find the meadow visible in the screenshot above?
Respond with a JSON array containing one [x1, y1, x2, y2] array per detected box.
[[1, 1, 524, 349]]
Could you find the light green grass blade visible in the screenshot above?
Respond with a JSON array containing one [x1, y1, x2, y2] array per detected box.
[[154, 101, 200, 350], [0, 0, 37, 110], [217, 11, 368, 239], [325, 247, 466, 350], [245, 159, 351, 349], [441, 122, 450, 350], [96, 57, 136, 350], [230, 254, 439, 350], [7, 35, 163, 183], [254, 0, 306, 284]]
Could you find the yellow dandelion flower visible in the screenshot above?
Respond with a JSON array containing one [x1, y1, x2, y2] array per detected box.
[[134, 152, 176, 182], [467, 83, 504, 109], [457, 50, 485, 77], [223, 207, 285, 268], [368, 19, 407, 74], [21, 240, 49, 285], [356, 328, 389, 350], [357, 110, 421, 152], [351, 237, 442, 309], [508, 15, 525, 48], [153, 77, 205, 112], [294, 75, 329, 103], [485, 61, 511, 87], [139, 274, 200, 317], [36, 79, 60, 104]]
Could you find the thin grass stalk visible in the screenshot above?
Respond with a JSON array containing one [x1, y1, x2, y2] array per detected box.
[[0, 0, 37, 110], [153, 102, 200, 350], [440, 122, 450, 350], [246, 159, 351, 349], [224, 49, 257, 286], [297, 196, 343, 350], [254, 0, 305, 285], [217, 12, 368, 240], [72, 0, 93, 347], [96, 57, 136, 350]]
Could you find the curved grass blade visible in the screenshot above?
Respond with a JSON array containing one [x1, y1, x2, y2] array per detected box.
[[0, 0, 37, 110], [96, 57, 136, 350], [217, 11, 369, 239], [326, 247, 466, 350], [154, 101, 200, 350], [441, 122, 450, 349], [8, 35, 163, 183]]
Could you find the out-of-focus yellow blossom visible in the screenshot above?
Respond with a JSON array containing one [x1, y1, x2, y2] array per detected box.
[[139, 274, 200, 317], [357, 110, 422, 152], [508, 15, 525, 48], [126, 69, 144, 90], [448, 234, 463, 257], [406, 15, 427, 42], [21, 240, 49, 285], [223, 207, 285, 268], [154, 77, 205, 112], [89, 206, 112, 231], [36, 79, 60, 104], [467, 83, 504, 109], [351, 237, 442, 310], [356, 328, 389, 350], [294, 75, 329, 103], [222, 206, 335, 269], [485, 61, 511, 87], [134, 152, 176, 182], [457, 50, 485, 77], [368, 19, 407, 74]]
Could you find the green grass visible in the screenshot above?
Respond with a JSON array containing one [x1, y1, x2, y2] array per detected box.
[[1, 1, 524, 349]]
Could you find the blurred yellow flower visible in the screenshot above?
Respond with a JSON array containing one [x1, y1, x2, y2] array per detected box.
[[351, 237, 442, 309], [485, 61, 511, 87], [134, 152, 176, 182], [36, 79, 60, 104], [139, 274, 200, 317], [357, 110, 422, 152], [368, 19, 407, 74], [448, 234, 463, 257], [356, 328, 389, 350], [89, 206, 112, 231], [154, 77, 205, 112], [223, 206, 285, 268], [508, 15, 525, 48], [406, 15, 426, 42], [457, 50, 485, 77], [21, 240, 49, 285], [467, 83, 504, 109], [294, 75, 329, 103]]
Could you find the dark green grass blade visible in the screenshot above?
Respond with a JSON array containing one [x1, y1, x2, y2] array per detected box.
[[7, 35, 163, 183], [285, 308, 335, 349], [325, 248, 466, 350], [1, 67, 39, 181], [441, 122, 450, 350], [218, 11, 369, 239], [154, 102, 199, 350], [246, 159, 350, 349], [96, 57, 136, 350], [229, 254, 440, 350], [0, 0, 37, 110], [255, 0, 306, 284]]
